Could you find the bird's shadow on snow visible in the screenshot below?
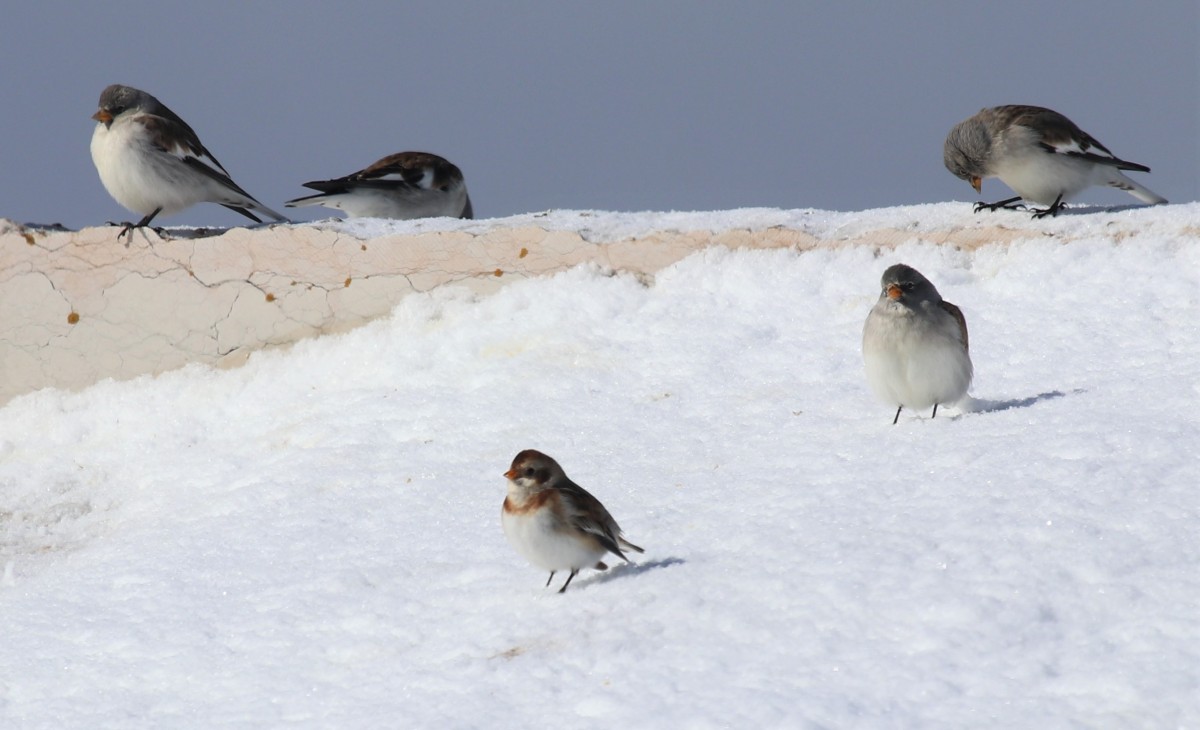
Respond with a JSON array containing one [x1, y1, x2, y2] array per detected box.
[[582, 556, 686, 590], [154, 221, 289, 240], [968, 202, 1158, 219], [20, 221, 73, 232], [64, 220, 290, 242], [1052, 203, 1163, 217], [965, 389, 1080, 414]]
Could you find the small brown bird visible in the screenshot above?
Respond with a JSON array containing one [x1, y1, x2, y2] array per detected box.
[[501, 450, 643, 594]]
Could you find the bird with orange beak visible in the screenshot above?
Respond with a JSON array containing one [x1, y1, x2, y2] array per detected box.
[[862, 264, 972, 424], [943, 105, 1165, 218], [89, 84, 286, 238], [501, 449, 643, 594]]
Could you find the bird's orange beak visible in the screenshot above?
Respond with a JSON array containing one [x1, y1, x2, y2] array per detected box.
[[970, 176, 982, 194], [92, 109, 112, 124], [504, 468, 518, 480], [887, 284, 902, 300]]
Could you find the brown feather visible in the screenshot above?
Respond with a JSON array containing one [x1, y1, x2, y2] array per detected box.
[[502, 488, 558, 516], [938, 300, 969, 353]]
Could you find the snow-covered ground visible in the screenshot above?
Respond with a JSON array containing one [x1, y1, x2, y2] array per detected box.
[[2, 204, 1197, 728]]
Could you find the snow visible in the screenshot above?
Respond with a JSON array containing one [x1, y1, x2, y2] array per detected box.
[[1, 203, 1198, 728], [311, 200, 1194, 243]]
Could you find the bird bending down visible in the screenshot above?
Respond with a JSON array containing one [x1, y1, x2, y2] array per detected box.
[[943, 104, 1166, 218], [285, 151, 473, 220], [89, 84, 287, 239], [502, 449, 643, 593], [862, 264, 973, 424]]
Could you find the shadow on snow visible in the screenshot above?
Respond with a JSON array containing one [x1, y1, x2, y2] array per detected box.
[[967, 389, 1077, 414], [579, 556, 686, 591]]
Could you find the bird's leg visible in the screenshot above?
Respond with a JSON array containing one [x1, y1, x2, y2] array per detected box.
[[116, 207, 165, 242], [973, 196, 1025, 213], [932, 403, 939, 419], [892, 405, 903, 425], [557, 569, 579, 594], [544, 571, 555, 588], [1030, 194, 1065, 219]]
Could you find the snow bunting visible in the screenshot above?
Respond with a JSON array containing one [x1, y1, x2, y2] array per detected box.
[[284, 151, 473, 219], [502, 449, 643, 594], [90, 84, 287, 238], [943, 104, 1166, 218], [862, 264, 973, 424]]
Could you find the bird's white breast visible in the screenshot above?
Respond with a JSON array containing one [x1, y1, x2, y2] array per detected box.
[[863, 302, 972, 410], [502, 505, 604, 572], [991, 126, 1096, 205], [90, 119, 205, 217], [324, 181, 469, 219]]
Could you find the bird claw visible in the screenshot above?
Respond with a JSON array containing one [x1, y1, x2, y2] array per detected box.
[[1030, 203, 1065, 219], [114, 222, 136, 241], [973, 201, 1026, 214], [1029, 194, 1066, 219], [111, 221, 169, 243]]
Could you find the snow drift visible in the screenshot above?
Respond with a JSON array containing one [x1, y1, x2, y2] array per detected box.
[[1, 203, 1197, 728]]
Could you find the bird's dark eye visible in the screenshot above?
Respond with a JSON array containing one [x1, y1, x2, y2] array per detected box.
[[900, 282, 915, 292], [523, 467, 535, 477]]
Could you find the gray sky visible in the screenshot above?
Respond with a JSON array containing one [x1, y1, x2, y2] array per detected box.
[[3, 1, 1197, 229]]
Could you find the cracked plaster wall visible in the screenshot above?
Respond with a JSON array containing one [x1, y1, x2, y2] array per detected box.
[[0, 217, 1054, 405]]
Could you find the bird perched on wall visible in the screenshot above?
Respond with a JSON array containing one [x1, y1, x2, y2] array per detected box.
[[862, 264, 973, 424], [943, 104, 1166, 218], [501, 449, 643, 594], [285, 151, 473, 220], [89, 84, 287, 239]]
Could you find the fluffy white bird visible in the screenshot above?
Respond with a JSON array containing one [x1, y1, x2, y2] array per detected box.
[[285, 151, 473, 219], [862, 264, 973, 424], [944, 104, 1166, 218], [90, 84, 286, 238], [502, 449, 643, 594]]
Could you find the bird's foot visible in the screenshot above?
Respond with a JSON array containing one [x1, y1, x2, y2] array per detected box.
[[973, 197, 1026, 214], [108, 220, 168, 244], [557, 569, 579, 594], [1029, 194, 1066, 219], [108, 207, 165, 244]]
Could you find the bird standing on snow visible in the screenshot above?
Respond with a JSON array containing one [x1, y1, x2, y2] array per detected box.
[[502, 449, 643, 594], [862, 264, 973, 424], [89, 84, 287, 239], [285, 151, 473, 219], [943, 104, 1166, 218]]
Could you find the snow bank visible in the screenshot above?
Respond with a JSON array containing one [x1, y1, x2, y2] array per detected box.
[[0, 203, 1197, 727], [4, 203, 1190, 406]]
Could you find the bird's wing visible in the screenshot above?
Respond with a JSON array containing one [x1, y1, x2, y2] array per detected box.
[[939, 300, 969, 353], [137, 113, 266, 206], [557, 479, 629, 559], [1004, 105, 1150, 172], [302, 151, 454, 194]]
